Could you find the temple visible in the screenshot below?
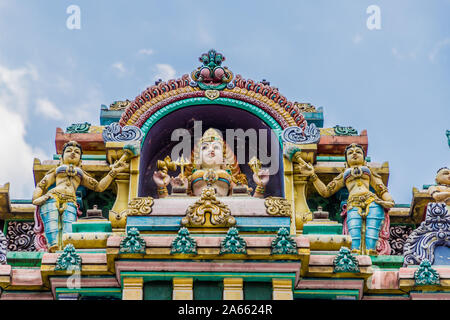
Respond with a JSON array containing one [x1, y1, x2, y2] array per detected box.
[[0, 49, 448, 301]]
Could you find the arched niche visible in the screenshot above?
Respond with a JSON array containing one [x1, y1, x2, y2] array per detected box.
[[138, 104, 284, 198]]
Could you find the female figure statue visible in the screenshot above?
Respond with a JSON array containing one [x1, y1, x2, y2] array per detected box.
[[153, 128, 269, 198], [32, 141, 127, 252], [300, 143, 395, 255]]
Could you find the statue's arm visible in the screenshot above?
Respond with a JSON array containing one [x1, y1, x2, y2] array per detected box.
[[82, 170, 116, 193], [310, 173, 344, 198], [428, 186, 450, 202], [32, 170, 56, 204], [370, 170, 395, 207]]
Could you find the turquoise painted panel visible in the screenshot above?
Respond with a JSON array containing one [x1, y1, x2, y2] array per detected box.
[[194, 281, 223, 300], [144, 281, 172, 300], [72, 221, 112, 233], [100, 109, 123, 125], [244, 282, 272, 300], [302, 224, 343, 235], [127, 216, 290, 232]]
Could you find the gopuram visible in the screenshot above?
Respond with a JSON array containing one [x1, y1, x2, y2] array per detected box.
[[0, 49, 448, 300]]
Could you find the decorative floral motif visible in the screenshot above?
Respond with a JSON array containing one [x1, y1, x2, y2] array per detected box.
[[119, 228, 146, 254], [171, 228, 197, 255], [126, 197, 154, 216], [403, 203, 450, 266], [333, 247, 360, 273], [0, 231, 7, 265], [282, 124, 320, 144], [55, 244, 82, 271], [66, 122, 91, 134], [414, 259, 440, 286], [182, 187, 235, 227], [190, 49, 233, 90], [102, 122, 144, 142], [333, 125, 358, 136], [220, 227, 247, 255], [6, 221, 36, 251], [271, 228, 298, 255], [110, 100, 131, 111], [264, 197, 292, 216], [389, 225, 413, 255]]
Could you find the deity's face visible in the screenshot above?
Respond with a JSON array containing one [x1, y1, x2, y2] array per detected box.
[[345, 146, 365, 167], [62, 145, 82, 166], [199, 141, 224, 168], [436, 168, 450, 185]]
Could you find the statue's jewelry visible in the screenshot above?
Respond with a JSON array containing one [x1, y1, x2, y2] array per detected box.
[[157, 186, 168, 196], [310, 173, 318, 182], [256, 185, 266, 194], [108, 170, 118, 178]]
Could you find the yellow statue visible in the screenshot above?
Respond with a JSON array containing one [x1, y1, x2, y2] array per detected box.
[[153, 128, 269, 198], [32, 141, 128, 252], [428, 167, 450, 205], [300, 143, 395, 255]]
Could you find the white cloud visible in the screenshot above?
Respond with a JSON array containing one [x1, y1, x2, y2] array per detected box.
[[112, 61, 127, 75], [391, 48, 403, 60], [153, 64, 176, 81], [429, 38, 450, 62], [36, 98, 63, 120], [0, 63, 48, 198], [138, 48, 154, 55]]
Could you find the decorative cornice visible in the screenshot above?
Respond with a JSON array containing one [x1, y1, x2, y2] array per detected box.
[[264, 197, 292, 216], [220, 227, 247, 255], [119, 228, 146, 254], [333, 125, 358, 136], [271, 228, 298, 255], [282, 124, 320, 144], [0, 230, 7, 265], [333, 247, 359, 273], [126, 197, 154, 216], [55, 244, 81, 271]]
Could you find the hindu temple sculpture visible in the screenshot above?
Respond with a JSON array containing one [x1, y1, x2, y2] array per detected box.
[[428, 167, 450, 206], [300, 143, 395, 255], [153, 128, 269, 198], [32, 141, 128, 252]]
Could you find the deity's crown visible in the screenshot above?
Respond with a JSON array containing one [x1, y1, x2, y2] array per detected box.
[[199, 128, 224, 144]]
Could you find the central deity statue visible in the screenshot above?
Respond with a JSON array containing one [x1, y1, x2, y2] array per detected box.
[[153, 128, 269, 198], [428, 167, 450, 206], [301, 143, 395, 255]]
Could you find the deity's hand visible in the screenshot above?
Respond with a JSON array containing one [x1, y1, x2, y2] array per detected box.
[[170, 175, 188, 189], [299, 161, 315, 176], [153, 170, 170, 187], [32, 194, 50, 206], [374, 199, 395, 209], [253, 169, 270, 187], [110, 160, 129, 174]]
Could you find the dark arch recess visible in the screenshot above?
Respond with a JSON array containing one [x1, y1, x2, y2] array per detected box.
[[138, 104, 284, 198]]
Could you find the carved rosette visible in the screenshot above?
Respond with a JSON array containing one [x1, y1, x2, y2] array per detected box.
[[182, 187, 236, 227], [220, 227, 247, 255], [403, 203, 450, 266], [414, 259, 440, 286], [264, 197, 292, 216], [333, 247, 359, 273], [271, 228, 298, 255], [282, 124, 320, 145], [171, 228, 197, 254], [126, 197, 154, 216], [102, 122, 144, 142], [55, 244, 82, 271], [119, 228, 146, 254]]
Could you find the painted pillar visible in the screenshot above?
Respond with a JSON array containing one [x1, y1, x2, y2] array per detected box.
[[283, 157, 296, 235], [272, 279, 293, 300], [173, 278, 193, 300], [223, 278, 243, 300], [122, 277, 144, 300]]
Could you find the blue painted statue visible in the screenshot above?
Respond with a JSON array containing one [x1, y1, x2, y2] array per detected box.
[[300, 143, 395, 255], [32, 141, 127, 252]]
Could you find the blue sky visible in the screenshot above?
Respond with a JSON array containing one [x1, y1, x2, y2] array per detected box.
[[0, 0, 449, 203]]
